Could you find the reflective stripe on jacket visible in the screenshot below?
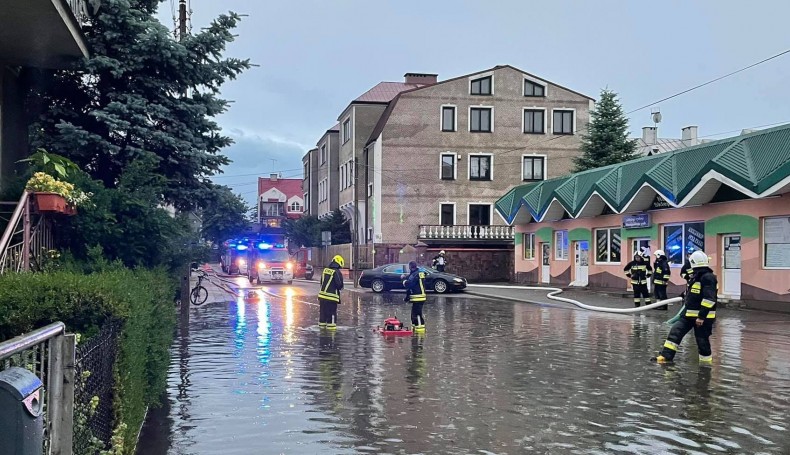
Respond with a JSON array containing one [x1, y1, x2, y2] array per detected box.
[[653, 259, 671, 285], [683, 267, 717, 319], [404, 270, 427, 302], [318, 263, 344, 302], [624, 260, 652, 285]]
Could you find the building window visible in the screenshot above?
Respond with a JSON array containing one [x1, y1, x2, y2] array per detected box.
[[469, 154, 492, 181], [367, 227, 373, 241], [555, 230, 569, 260], [764, 217, 790, 269], [304, 193, 309, 212], [523, 109, 545, 134], [522, 156, 545, 181], [470, 107, 492, 132], [441, 106, 456, 132], [524, 80, 545, 97], [343, 118, 351, 144], [469, 204, 491, 225], [340, 166, 346, 190], [470, 76, 492, 95], [303, 162, 309, 180], [440, 153, 456, 180], [523, 233, 536, 260], [320, 144, 327, 164], [553, 110, 574, 135], [595, 228, 622, 264], [289, 202, 302, 212], [663, 222, 705, 266], [440, 203, 455, 226]]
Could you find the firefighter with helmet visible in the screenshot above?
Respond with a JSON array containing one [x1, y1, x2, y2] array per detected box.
[[318, 255, 344, 330], [653, 250, 672, 310], [652, 250, 718, 364], [624, 250, 653, 307], [403, 261, 427, 332], [432, 250, 447, 272]]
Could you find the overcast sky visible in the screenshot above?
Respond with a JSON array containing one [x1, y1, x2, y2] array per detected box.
[[157, 0, 790, 204]]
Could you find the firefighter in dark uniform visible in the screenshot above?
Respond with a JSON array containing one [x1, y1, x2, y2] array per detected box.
[[653, 249, 672, 310], [403, 261, 427, 332], [318, 255, 344, 330], [653, 251, 717, 364], [624, 251, 653, 307], [680, 250, 696, 284], [432, 250, 447, 272]]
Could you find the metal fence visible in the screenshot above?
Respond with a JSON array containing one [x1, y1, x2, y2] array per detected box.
[[0, 322, 75, 455], [73, 321, 121, 454]]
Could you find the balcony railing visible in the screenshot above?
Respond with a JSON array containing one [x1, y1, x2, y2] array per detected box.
[[418, 224, 515, 241], [66, 0, 92, 26]]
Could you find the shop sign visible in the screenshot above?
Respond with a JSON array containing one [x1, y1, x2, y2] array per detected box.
[[623, 213, 650, 229], [650, 195, 672, 210]]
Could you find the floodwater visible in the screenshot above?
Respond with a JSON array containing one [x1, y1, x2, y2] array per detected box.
[[138, 283, 790, 454]]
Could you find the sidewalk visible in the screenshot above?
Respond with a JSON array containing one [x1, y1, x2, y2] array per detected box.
[[188, 266, 237, 306]]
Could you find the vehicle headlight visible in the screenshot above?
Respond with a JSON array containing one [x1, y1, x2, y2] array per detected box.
[[453, 278, 463, 282], [257, 262, 266, 269], [286, 262, 293, 270], [238, 259, 246, 266]]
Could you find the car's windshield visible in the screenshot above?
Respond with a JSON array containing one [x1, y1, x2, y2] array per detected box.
[[258, 250, 290, 262]]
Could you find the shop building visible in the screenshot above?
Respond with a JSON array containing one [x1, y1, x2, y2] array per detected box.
[[495, 124, 790, 309]]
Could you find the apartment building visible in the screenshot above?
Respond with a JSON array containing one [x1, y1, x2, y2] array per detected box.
[[363, 66, 593, 265], [315, 124, 340, 219], [302, 147, 318, 216], [302, 65, 593, 276]]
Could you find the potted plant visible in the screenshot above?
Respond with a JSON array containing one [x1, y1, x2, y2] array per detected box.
[[26, 172, 73, 214]]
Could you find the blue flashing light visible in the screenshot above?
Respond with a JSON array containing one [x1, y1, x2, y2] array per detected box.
[[236, 245, 248, 251]]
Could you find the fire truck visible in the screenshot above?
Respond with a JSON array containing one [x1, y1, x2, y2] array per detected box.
[[246, 238, 295, 285], [220, 240, 250, 275]]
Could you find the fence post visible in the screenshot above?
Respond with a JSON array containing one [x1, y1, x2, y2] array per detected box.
[[49, 333, 75, 455], [180, 263, 191, 320]]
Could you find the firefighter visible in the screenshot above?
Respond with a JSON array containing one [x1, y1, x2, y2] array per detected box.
[[624, 251, 653, 307], [653, 250, 672, 310], [652, 251, 717, 364], [680, 249, 696, 283], [318, 255, 344, 330], [432, 250, 447, 272], [403, 261, 427, 332]]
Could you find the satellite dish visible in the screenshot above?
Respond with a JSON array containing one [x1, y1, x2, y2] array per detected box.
[[652, 111, 662, 124]]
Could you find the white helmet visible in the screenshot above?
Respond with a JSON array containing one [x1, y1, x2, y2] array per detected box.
[[689, 251, 709, 268], [654, 249, 665, 258], [439, 250, 445, 255]]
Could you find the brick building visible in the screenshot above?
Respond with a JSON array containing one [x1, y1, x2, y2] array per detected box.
[[303, 66, 593, 279], [257, 174, 303, 228]]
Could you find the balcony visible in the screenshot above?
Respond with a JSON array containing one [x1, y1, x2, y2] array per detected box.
[[0, 0, 94, 68], [418, 224, 515, 245]]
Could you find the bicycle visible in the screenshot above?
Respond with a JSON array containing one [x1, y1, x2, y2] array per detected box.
[[190, 270, 209, 305]]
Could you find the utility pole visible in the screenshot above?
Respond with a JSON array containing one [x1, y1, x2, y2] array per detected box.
[[178, 0, 187, 42]]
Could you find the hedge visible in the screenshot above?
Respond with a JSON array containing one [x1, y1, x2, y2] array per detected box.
[[0, 268, 176, 453]]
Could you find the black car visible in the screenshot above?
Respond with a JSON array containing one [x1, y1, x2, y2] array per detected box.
[[358, 263, 467, 294]]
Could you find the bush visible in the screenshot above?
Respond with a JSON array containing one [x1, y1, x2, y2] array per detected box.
[[0, 268, 176, 452]]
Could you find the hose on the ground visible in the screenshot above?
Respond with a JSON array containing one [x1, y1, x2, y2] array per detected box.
[[468, 284, 683, 314]]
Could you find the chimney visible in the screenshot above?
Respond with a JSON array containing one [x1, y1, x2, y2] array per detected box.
[[270, 173, 278, 182], [681, 126, 699, 146], [404, 73, 438, 85], [642, 126, 657, 145]]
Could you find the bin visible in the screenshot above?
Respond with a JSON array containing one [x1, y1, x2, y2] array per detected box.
[[0, 367, 44, 455]]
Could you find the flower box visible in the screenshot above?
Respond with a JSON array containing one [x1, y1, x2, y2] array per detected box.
[[33, 192, 68, 214], [64, 204, 78, 216]]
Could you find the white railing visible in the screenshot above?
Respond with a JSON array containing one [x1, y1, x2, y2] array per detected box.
[[0, 191, 55, 274], [418, 224, 515, 241]]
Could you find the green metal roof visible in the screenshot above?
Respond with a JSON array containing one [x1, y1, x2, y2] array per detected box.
[[496, 123, 790, 224]]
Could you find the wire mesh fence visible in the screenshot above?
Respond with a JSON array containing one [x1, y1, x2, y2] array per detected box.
[[73, 320, 122, 454]]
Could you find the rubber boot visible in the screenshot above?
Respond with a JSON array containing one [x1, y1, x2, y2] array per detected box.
[[327, 315, 337, 331], [699, 355, 713, 364]]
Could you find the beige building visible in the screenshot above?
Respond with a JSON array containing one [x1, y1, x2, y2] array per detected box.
[[363, 66, 593, 263], [302, 65, 593, 274]]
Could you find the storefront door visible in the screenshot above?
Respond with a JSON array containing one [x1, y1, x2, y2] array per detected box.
[[541, 243, 550, 284], [573, 241, 589, 286], [722, 234, 742, 299], [629, 238, 652, 291]]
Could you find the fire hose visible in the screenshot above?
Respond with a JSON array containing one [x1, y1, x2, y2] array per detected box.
[[468, 284, 683, 319]]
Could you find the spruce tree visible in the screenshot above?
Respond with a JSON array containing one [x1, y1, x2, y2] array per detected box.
[[573, 89, 638, 172]]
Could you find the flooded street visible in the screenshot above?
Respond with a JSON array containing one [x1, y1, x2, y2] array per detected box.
[[138, 281, 790, 454]]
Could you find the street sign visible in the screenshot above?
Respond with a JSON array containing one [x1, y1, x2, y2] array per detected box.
[[321, 231, 331, 246]]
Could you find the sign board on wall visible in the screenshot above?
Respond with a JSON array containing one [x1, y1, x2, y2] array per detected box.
[[650, 195, 672, 210], [764, 217, 790, 268], [623, 213, 650, 229]]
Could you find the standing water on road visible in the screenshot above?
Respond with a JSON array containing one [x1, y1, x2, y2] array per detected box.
[[138, 285, 790, 454]]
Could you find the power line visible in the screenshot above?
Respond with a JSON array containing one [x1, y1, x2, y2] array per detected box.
[[626, 47, 790, 115]]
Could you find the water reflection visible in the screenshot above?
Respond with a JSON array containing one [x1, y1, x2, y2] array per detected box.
[[138, 289, 790, 454]]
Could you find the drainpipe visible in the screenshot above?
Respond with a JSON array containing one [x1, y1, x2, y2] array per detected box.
[[22, 193, 31, 271]]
